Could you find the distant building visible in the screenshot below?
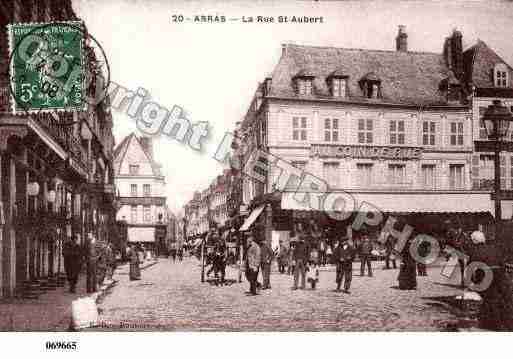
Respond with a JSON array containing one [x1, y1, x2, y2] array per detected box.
[[114, 133, 168, 251]]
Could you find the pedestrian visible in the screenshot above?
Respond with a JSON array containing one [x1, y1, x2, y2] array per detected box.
[[170, 242, 177, 262], [105, 243, 116, 281], [212, 238, 227, 285], [245, 234, 261, 295], [287, 240, 296, 275], [97, 242, 108, 287], [260, 240, 274, 290], [326, 242, 333, 265], [466, 230, 513, 330], [129, 243, 141, 280], [85, 232, 98, 293], [416, 238, 429, 276], [291, 235, 309, 290], [333, 236, 355, 293], [358, 234, 373, 277], [277, 240, 289, 274], [177, 246, 184, 262], [445, 221, 466, 287], [397, 239, 417, 290], [62, 234, 83, 293], [384, 234, 397, 270]]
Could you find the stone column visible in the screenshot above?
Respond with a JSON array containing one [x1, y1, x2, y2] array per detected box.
[[5, 156, 16, 296], [0, 153, 3, 296]]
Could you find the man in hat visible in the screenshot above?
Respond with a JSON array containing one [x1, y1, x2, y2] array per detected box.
[[358, 233, 374, 277], [260, 240, 274, 290], [245, 233, 261, 295], [292, 233, 309, 290], [333, 236, 356, 293]]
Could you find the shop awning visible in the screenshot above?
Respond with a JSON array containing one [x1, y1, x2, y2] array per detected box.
[[128, 227, 156, 243], [239, 205, 265, 231], [281, 192, 494, 215]]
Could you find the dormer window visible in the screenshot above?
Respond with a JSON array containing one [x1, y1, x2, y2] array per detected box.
[[332, 78, 346, 97], [327, 69, 348, 98], [494, 63, 509, 88], [298, 79, 312, 95], [293, 69, 315, 96], [359, 72, 382, 99]]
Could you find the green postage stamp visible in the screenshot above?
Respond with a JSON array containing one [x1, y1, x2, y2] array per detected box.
[[7, 21, 86, 114]]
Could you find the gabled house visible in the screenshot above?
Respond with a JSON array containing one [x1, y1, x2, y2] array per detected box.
[[114, 133, 168, 251]]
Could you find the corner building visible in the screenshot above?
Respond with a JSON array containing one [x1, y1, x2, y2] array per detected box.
[[238, 27, 513, 243]]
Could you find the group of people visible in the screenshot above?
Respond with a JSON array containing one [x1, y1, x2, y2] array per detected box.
[[62, 233, 117, 293], [242, 219, 440, 295]]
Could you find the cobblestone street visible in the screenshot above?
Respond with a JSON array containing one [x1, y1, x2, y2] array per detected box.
[[95, 256, 470, 331]]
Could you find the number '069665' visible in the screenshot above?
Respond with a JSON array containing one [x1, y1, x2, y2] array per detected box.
[[45, 341, 78, 350]]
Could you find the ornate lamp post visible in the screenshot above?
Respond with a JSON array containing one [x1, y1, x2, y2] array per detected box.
[[482, 100, 513, 224]]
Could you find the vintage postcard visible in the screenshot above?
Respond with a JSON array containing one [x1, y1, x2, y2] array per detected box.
[[1, 0, 513, 356]]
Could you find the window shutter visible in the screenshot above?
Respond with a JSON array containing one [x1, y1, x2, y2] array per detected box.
[[471, 155, 480, 190], [501, 155, 506, 189], [510, 156, 513, 189]]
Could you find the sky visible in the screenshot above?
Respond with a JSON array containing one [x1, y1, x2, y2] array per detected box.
[[72, 0, 513, 214]]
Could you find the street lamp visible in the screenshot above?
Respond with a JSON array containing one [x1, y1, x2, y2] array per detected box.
[[482, 100, 513, 223]]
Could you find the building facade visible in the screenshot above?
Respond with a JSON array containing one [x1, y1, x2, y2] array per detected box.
[[235, 27, 513, 242], [183, 169, 234, 239], [0, 1, 116, 297], [114, 134, 168, 251]]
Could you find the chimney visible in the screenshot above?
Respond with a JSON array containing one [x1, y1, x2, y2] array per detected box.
[[139, 136, 154, 159], [395, 25, 408, 52], [281, 43, 287, 57], [450, 28, 463, 79]]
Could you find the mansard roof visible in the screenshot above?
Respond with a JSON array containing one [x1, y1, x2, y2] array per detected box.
[[269, 43, 452, 105]]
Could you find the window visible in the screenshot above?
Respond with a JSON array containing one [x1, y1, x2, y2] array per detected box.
[[324, 118, 339, 142], [323, 162, 340, 188], [143, 206, 151, 222], [478, 107, 488, 139], [494, 64, 509, 88], [388, 164, 406, 185], [390, 120, 405, 145], [130, 184, 138, 197], [143, 184, 151, 196], [421, 165, 436, 189], [260, 120, 267, 146], [298, 79, 313, 95], [450, 122, 464, 146], [130, 205, 137, 223], [356, 163, 373, 187], [449, 164, 465, 189], [422, 121, 436, 146], [476, 155, 494, 190], [331, 78, 346, 98], [129, 164, 139, 175], [358, 119, 373, 144], [292, 117, 307, 141]]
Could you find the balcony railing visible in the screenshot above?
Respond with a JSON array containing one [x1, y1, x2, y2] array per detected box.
[[68, 134, 90, 175], [0, 85, 9, 113], [37, 113, 72, 150]]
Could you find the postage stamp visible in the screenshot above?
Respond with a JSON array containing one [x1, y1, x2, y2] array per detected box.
[[7, 21, 86, 114]]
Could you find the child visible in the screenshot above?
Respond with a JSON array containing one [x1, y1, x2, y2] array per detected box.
[[306, 263, 320, 289]]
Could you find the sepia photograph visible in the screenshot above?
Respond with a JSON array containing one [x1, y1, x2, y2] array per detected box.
[[1, 0, 513, 355]]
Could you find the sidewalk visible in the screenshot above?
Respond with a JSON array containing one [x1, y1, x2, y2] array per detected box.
[[0, 260, 157, 331], [0, 275, 90, 331]]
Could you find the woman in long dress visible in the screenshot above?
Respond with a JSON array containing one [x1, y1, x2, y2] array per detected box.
[[398, 239, 417, 290], [129, 244, 141, 280]]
